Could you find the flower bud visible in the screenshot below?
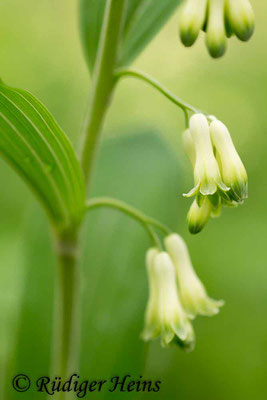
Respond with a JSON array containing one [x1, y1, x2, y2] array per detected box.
[[184, 114, 229, 198], [225, 0, 255, 41], [187, 197, 211, 234], [206, 0, 227, 58], [142, 250, 194, 347], [179, 0, 208, 47], [210, 119, 248, 202], [165, 234, 224, 319]]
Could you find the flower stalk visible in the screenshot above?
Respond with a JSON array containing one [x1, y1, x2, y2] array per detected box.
[[114, 67, 204, 123]]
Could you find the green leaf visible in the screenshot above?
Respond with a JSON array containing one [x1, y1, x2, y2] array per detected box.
[[0, 81, 85, 231], [80, 0, 181, 72]]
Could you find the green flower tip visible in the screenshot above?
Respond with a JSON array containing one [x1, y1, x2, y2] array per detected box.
[[187, 198, 211, 234], [206, 31, 227, 58], [174, 320, 196, 352], [180, 26, 199, 47]]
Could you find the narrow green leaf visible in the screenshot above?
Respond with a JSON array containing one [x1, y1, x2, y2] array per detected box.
[[79, 0, 181, 72], [0, 81, 85, 231], [80, 0, 106, 72]]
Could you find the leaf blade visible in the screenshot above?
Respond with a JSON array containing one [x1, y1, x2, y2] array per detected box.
[[0, 82, 85, 230]]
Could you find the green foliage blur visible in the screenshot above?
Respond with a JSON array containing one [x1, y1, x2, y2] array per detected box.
[[0, 0, 266, 399]]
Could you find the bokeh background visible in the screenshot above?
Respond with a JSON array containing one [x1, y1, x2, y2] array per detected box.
[[0, 0, 266, 399]]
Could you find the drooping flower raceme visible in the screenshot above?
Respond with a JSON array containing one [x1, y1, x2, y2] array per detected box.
[[179, 0, 255, 58], [183, 113, 247, 233], [165, 234, 224, 318], [142, 249, 195, 349]]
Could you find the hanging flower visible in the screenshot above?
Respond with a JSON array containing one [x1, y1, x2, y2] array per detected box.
[[183, 113, 229, 199], [182, 114, 247, 233], [205, 0, 227, 58], [187, 197, 212, 234], [210, 119, 248, 202], [178, 0, 255, 58], [179, 0, 208, 47], [225, 0, 255, 41], [142, 249, 195, 348], [165, 234, 224, 318]]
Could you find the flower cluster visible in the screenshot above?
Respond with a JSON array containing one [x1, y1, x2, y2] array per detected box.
[[179, 0, 255, 58], [183, 114, 248, 234], [142, 234, 223, 349]]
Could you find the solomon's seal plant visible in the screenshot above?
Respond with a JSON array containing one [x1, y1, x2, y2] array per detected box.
[[0, 0, 254, 394]]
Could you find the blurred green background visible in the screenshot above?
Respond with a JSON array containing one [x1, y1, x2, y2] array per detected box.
[[0, 0, 266, 399]]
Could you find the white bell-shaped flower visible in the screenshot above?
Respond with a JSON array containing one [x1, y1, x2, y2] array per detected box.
[[225, 0, 255, 41], [142, 249, 194, 347], [184, 113, 229, 198], [206, 0, 227, 58], [179, 0, 208, 47], [210, 119, 248, 202], [165, 234, 224, 319]]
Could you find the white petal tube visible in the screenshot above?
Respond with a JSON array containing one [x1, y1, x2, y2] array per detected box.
[[142, 250, 194, 347], [210, 119, 248, 201], [179, 0, 208, 46], [206, 0, 227, 58], [187, 114, 226, 196], [165, 234, 224, 318], [183, 129, 196, 167], [225, 0, 255, 41]]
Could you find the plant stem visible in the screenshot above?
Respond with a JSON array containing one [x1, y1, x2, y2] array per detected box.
[[114, 67, 205, 118], [52, 232, 80, 386], [80, 0, 126, 190]]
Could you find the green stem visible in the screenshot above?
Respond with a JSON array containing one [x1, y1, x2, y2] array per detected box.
[[114, 67, 205, 119], [86, 197, 171, 243], [80, 0, 126, 190], [52, 231, 80, 399]]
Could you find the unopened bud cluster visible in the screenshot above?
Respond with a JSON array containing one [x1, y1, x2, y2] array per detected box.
[[179, 0, 255, 58], [183, 113, 247, 234], [142, 234, 223, 350]]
